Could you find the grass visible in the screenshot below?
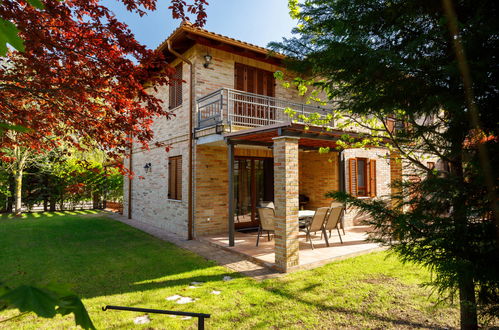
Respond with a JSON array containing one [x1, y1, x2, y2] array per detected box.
[[0, 211, 459, 329]]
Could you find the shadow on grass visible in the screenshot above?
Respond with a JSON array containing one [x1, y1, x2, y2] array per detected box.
[[0, 210, 98, 220], [262, 281, 446, 329], [0, 213, 235, 300]]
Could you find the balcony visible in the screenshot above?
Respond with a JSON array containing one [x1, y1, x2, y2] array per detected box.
[[196, 88, 333, 131]]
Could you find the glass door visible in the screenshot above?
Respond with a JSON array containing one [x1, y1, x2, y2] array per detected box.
[[234, 157, 273, 229]]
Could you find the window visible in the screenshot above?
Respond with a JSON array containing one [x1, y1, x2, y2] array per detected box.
[[357, 158, 367, 196], [348, 158, 377, 197], [169, 63, 182, 109], [168, 156, 182, 200]]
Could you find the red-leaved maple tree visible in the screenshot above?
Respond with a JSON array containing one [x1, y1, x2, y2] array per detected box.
[[0, 0, 207, 156], [0, 0, 207, 214]]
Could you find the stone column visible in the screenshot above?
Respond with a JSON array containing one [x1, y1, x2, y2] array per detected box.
[[273, 136, 300, 272]]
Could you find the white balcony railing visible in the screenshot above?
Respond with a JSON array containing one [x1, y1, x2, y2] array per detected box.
[[196, 88, 333, 129]]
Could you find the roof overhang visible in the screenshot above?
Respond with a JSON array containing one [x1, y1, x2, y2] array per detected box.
[[224, 123, 369, 150], [157, 22, 285, 66]]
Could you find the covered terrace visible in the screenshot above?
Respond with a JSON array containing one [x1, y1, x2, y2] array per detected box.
[[222, 122, 379, 272]]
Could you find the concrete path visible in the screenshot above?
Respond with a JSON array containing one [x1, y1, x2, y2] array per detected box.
[[104, 212, 281, 280]]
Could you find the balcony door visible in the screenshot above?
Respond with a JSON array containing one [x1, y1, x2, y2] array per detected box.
[[234, 63, 275, 126], [234, 157, 274, 229]]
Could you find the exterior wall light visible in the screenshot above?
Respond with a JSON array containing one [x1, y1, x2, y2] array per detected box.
[[203, 54, 212, 68], [144, 163, 152, 173]]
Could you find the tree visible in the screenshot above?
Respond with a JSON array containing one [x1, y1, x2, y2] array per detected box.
[[0, 0, 208, 327], [0, 0, 207, 213], [0, 0, 207, 161], [271, 0, 498, 328]]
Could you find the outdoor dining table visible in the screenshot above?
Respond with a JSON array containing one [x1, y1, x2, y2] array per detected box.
[[298, 210, 315, 228]]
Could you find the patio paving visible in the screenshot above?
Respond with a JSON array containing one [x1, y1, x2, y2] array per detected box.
[[199, 226, 385, 272]]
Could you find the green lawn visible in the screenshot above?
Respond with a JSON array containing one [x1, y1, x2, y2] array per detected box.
[[0, 212, 459, 329]]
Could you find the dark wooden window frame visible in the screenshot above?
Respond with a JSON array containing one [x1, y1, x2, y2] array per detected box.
[[169, 63, 183, 109], [168, 156, 182, 200]]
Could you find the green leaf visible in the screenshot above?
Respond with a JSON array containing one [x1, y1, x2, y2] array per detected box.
[[0, 18, 25, 55], [56, 295, 95, 330], [26, 0, 45, 9], [0, 285, 58, 318], [0, 122, 31, 133]]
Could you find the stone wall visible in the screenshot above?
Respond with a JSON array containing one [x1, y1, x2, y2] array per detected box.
[[194, 145, 229, 236], [299, 151, 340, 209], [123, 52, 195, 237]]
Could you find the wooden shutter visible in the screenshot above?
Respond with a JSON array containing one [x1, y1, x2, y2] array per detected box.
[[369, 159, 377, 197], [348, 158, 358, 197], [175, 157, 182, 200], [235, 63, 245, 91], [168, 156, 182, 200], [176, 64, 182, 107], [168, 157, 176, 199], [169, 64, 182, 109]]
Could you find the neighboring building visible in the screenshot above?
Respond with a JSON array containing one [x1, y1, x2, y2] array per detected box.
[[123, 22, 401, 272]]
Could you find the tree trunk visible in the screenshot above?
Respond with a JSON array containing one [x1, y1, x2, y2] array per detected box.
[[49, 196, 56, 212], [13, 169, 23, 216], [43, 174, 48, 212], [459, 275, 478, 329]]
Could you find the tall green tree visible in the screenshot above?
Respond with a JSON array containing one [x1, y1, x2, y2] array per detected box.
[[271, 0, 498, 328]]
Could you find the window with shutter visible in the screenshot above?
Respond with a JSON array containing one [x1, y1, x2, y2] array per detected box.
[[168, 156, 182, 200], [349, 158, 376, 197], [169, 64, 183, 109]]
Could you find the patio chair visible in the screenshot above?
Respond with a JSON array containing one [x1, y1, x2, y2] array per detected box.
[[323, 205, 344, 245], [259, 201, 275, 209], [256, 207, 275, 247], [330, 201, 346, 235], [299, 207, 329, 250]]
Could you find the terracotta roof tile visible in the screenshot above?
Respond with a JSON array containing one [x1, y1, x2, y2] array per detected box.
[[155, 21, 285, 59]]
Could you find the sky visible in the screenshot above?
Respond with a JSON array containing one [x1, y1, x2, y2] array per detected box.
[[102, 0, 297, 50]]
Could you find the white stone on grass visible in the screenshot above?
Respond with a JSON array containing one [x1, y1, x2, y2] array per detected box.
[[181, 316, 192, 320], [133, 315, 151, 324], [211, 290, 221, 295], [188, 285, 199, 289], [166, 294, 183, 301], [190, 281, 204, 285], [222, 276, 233, 281], [176, 296, 196, 304]]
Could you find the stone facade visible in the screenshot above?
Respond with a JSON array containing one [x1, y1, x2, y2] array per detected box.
[[122, 29, 398, 273], [123, 53, 194, 238], [273, 137, 300, 272], [299, 151, 340, 209]]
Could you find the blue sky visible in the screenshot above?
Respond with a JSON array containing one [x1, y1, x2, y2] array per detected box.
[[103, 0, 297, 50]]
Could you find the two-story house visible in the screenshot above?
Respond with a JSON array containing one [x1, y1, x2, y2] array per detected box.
[[123, 22, 401, 272]]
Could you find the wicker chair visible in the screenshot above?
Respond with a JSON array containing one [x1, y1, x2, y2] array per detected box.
[[256, 207, 275, 246], [299, 207, 329, 249]]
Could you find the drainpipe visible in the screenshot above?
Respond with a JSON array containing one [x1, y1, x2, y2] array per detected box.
[[167, 40, 194, 240], [128, 147, 133, 219]]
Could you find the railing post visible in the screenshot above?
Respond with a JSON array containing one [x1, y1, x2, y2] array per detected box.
[[198, 317, 205, 330], [219, 90, 223, 123], [267, 97, 270, 124], [197, 101, 201, 127]]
